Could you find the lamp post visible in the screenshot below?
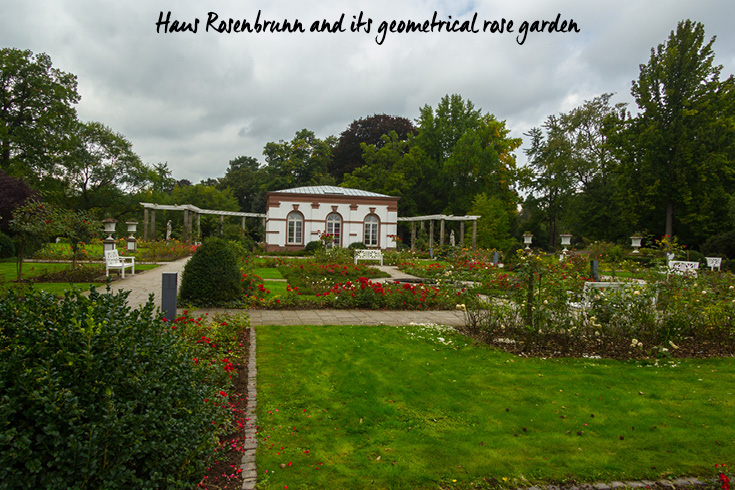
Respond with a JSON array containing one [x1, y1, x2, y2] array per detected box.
[[126, 221, 138, 252], [102, 218, 118, 254]]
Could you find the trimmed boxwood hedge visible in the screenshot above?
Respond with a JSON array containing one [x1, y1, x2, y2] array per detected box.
[[0, 287, 229, 489]]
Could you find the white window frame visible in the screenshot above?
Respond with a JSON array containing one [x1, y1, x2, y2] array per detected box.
[[326, 212, 342, 247], [364, 214, 379, 248], [287, 211, 303, 245]]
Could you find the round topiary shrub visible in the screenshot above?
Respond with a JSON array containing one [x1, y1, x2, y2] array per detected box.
[[0, 288, 229, 489], [303, 240, 321, 254], [348, 241, 366, 250], [180, 238, 243, 305]]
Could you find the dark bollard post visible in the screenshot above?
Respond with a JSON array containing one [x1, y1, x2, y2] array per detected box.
[[590, 260, 600, 282], [162, 272, 178, 321], [493, 251, 499, 266]]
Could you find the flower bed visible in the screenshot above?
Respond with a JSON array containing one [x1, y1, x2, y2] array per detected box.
[[458, 252, 735, 360]]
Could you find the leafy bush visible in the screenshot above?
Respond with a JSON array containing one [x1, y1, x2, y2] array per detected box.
[[348, 241, 366, 250], [0, 288, 231, 489], [0, 231, 15, 258], [303, 240, 321, 254], [686, 250, 706, 265], [700, 230, 735, 259], [180, 238, 243, 306]]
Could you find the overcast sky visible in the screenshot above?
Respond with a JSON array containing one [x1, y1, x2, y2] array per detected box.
[[2, 0, 734, 183]]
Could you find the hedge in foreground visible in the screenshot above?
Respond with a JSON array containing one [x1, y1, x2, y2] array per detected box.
[[0, 287, 230, 490]]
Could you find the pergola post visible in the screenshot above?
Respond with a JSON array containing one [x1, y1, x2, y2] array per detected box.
[[411, 221, 416, 251], [460, 221, 465, 247], [143, 208, 149, 241], [472, 220, 477, 252], [429, 220, 434, 250], [197, 214, 201, 242], [440, 218, 445, 245], [183, 209, 190, 242], [150, 209, 156, 241], [241, 217, 246, 240], [220, 215, 224, 236]]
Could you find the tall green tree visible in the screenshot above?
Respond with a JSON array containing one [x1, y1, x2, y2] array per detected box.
[[523, 117, 575, 247], [0, 49, 80, 179], [329, 114, 415, 182], [413, 94, 521, 215], [342, 131, 429, 216], [620, 20, 735, 242], [467, 193, 514, 251], [524, 94, 628, 245], [218, 155, 267, 213], [262, 129, 336, 190]]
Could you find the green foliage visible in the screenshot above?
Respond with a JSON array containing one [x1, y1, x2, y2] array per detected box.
[[0, 48, 80, 177], [0, 288, 230, 489], [587, 241, 626, 263], [262, 129, 336, 190], [9, 200, 66, 280], [179, 238, 243, 306], [347, 241, 366, 250], [60, 209, 101, 267], [700, 230, 735, 259], [468, 193, 514, 251], [217, 155, 266, 213], [619, 20, 735, 242], [64, 121, 149, 211], [329, 113, 416, 182], [0, 231, 15, 258], [303, 240, 321, 254]]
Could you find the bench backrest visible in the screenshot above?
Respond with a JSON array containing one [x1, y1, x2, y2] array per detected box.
[[668, 260, 699, 272], [706, 257, 722, 270], [355, 249, 382, 260], [105, 249, 122, 265]]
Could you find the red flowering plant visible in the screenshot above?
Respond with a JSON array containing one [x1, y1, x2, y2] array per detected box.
[[716, 464, 731, 490], [314, 276, 478, 310]]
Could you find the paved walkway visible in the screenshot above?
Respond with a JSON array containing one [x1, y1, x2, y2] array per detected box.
[[106, 258, 465, 326]]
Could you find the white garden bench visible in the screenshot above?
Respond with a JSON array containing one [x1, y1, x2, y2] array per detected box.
[[705, 257, 722, 272], [105, 249, 135, 278], [568, 281, 652, 310], [667, 260, 699, 277], [354, 249, 383, 266]]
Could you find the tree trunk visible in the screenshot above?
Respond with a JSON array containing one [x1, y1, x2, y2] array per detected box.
[[16, 240, 24, 282], [665, 200, 674, 237]]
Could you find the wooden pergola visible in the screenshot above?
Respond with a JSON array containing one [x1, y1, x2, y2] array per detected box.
[[397, 214, 480, 251], [140, 202, 265, 242]]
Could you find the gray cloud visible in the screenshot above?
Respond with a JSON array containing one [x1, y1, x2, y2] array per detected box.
[[2, 0, 733, 183]]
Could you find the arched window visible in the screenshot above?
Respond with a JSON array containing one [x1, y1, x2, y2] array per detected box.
[[287, 211, 303, 245], [364, 214, 379, 247], [326, 212, 342, 247]]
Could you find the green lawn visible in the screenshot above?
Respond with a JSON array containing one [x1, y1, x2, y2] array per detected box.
[[0, 261, 159, 295], [256, 324, 734, 489], [254, 267, 285, 279]]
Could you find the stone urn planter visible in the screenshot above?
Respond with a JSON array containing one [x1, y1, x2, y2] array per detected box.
[[523, 232, 533, 250], [630, 236, 642, 254], [560, 233, 572, 253]]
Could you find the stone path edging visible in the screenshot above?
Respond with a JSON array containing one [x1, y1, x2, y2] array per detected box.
[[241, 326, 258, 489]]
